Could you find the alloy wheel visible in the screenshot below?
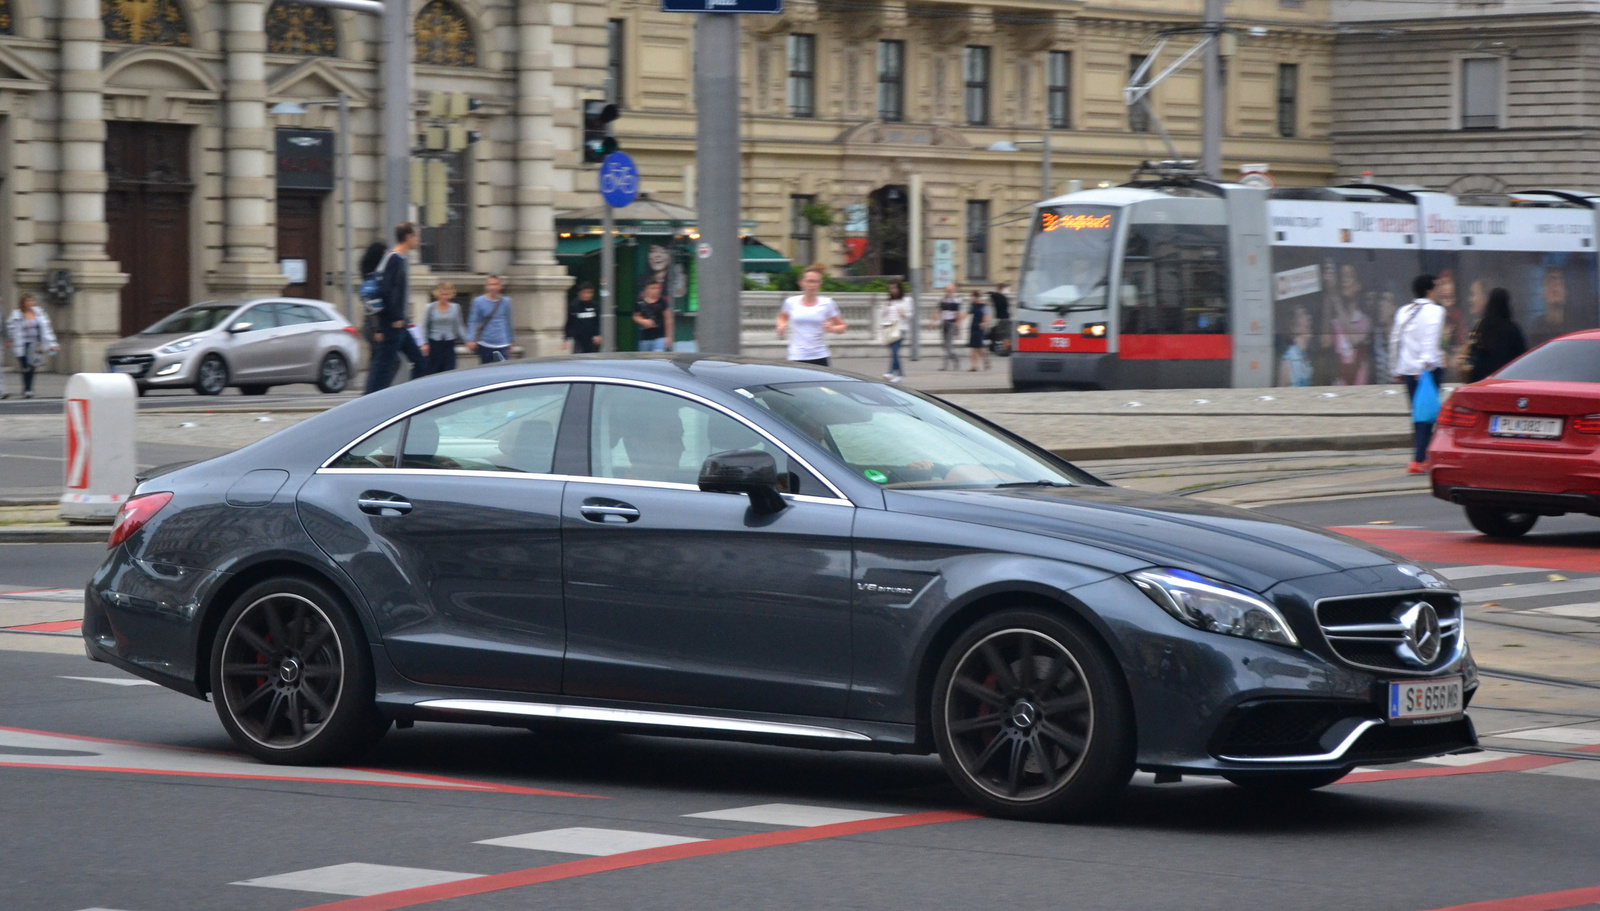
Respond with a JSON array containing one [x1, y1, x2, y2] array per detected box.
[[196, 356, 227, 395], [942, 628, 1094, 802], [319, 353, 349, 393], [216, 593, 345, 750]]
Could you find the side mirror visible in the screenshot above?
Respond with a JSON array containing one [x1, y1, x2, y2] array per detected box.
[[228, 322, 254, 334], [699, 448, 786, 515]]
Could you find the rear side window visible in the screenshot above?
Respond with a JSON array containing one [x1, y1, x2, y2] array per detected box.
[[285, 304, 329, 325], [329, 423, 403, 468], [402, 384, 570, 472], [235, 304, 282, 331], [1495, 339, 1600, 383]]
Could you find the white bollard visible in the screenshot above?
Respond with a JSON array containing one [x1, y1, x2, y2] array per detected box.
[[59, 373, 138, 525]]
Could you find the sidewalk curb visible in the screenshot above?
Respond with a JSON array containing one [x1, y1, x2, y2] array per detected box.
[[0, 527, 109, 543], [1050, 432, 1414, 461]]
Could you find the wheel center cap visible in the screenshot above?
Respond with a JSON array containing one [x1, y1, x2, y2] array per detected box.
[[278, 656, 302, 685], [1009, 700, 1038, 729]]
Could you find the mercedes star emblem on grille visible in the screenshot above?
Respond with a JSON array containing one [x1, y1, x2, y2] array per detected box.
[[1396, 601, 1442, 665]]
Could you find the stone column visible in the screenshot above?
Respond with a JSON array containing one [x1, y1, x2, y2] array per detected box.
[[509, 0, 575, 356], [213, 0, 288, 298], [51, 0, 128, 372]]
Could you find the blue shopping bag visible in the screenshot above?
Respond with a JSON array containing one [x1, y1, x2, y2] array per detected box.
[[1412, 371, 1441, 424]]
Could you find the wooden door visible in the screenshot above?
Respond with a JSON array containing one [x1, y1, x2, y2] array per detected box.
[[276, 192, 325, 300], [106, 123, 193, 334]]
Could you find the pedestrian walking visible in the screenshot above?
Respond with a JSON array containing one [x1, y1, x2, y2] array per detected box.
[[4, 293, 59, 400], [776, 264, 846, 366], [0, 301, 8, 400], [420, 281, 468, 376], [634, 280, 674, 352], [468, 275, 515, 364], [566, 283, 602, 353], [1388, 274, 1446, 474], [877, 280, 912, 382], [364, 223, 424, 394], [989, 281, 1012, 356], [967, 288, 991, 371], [934, 284, 962, 370], [1465, 287, 1528, 382]]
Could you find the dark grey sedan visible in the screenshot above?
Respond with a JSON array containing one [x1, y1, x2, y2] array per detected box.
[[85, 357, 1478, 820]]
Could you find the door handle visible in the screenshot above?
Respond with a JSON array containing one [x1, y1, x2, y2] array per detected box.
[[580, 498, 639, 524], [358, 494, 413, 516]]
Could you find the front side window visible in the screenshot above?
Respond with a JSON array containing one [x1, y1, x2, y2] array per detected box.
[[966, 200, 989, 283], [1119, 222, 1229, 334], [788, 34, 815, 118], [401, 384, 570, 472], [1461, 57, 1502, 130], [1048, 51, 1071, 129], [746, 382, 1089, 490], [235, 304, 284, 332], [589, 384, 822, 494], [964, 46, 990, 126], [878, 40, 904, 122], [142, 303, 240, 334]]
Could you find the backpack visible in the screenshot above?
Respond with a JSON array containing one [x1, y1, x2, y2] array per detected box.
[[359, 252, 395, 316]]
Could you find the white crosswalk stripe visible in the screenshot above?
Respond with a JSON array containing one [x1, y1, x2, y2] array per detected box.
[[1459, 577, 1600, 603], [476, 827, 706, 856], [233, 863, 481, 897], [1530, 602, 1600, 618], [1435, 565, 1550, 581], [683, 803, 900, 827]]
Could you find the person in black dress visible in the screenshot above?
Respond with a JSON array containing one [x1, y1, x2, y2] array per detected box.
[[1466, 288, 1528, 382], [967, 288, 990, 371]]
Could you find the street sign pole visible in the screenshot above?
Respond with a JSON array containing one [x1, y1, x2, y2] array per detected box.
[[598, 151, 640, 353], [693, 12, 741, 355]]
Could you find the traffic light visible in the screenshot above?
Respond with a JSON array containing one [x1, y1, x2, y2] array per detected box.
[[583, 100, 619, 163]]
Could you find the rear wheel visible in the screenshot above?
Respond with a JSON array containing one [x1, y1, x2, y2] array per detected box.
[[317, 352, 350, 394], [209, 576, 387, 765], [1464, 505, 1538, 539], [932, 609, 1134, 821], [1224, 767, 1351, 793], [194, 355, 228, 396]]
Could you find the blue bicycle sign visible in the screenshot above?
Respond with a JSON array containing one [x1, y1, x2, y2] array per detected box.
[[599, 152, 639, 208]]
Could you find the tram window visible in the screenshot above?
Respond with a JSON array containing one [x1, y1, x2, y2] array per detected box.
[[1119, 223, 1229, 334]]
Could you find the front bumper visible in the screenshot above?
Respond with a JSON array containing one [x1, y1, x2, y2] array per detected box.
[[105, 351, 198, 387]]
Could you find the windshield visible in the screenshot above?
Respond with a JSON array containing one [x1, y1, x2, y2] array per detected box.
[[744, 381, 1088, 490], [1494, 339, 1600, 382], [142, 303, 241, 335], [1017, 205, 1118, 313]]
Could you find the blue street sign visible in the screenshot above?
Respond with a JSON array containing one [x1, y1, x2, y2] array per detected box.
[[661, 0, 782, 12], [599, 152, 639, 209]]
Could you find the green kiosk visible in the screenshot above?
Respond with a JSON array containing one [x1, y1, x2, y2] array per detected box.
[[556, 194, 790, 351]]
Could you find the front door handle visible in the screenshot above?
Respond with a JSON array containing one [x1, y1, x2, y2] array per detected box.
[[358, 494, 413, 517], [581, 498, 639, 524]]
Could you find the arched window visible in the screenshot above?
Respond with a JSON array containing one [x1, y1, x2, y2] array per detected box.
[[0, 0, 13, 35], [103, 0, 193, 47], [414, 0, 477, 68], [267, 1, 338, 57]]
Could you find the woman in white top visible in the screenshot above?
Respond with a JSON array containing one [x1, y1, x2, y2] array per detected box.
[[1388, 274, 1447, 474], [776, 264, 848, 366], [877, 280, 913, 382], [4, 293, 58, 399]]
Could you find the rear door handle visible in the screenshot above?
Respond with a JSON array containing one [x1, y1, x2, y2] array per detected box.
[[358, 494, 413, 516], [581, 498, 639, 524]]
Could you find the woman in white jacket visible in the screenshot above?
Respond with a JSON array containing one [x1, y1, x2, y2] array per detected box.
[[4, 293, 59, 399], [877, 280, 913, 382], [1388, 275, 1446, 474]]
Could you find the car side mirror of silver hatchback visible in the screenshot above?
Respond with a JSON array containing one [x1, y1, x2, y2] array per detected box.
[[228, 322, 253, 334], [699, 449, 786, 515]]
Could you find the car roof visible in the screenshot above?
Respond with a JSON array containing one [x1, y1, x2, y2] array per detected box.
[[462, 354, 876, 394]]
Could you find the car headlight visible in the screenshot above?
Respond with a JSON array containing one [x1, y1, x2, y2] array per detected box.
[[1129, 568, 1300, 647], [158, 338, 200, 355], [1016, 322, 1038, 337]]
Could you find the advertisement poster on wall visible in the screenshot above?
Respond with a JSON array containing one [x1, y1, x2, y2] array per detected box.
[[931, 239, 956, 287]]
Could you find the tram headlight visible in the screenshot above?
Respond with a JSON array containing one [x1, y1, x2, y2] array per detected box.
[[1016, 322, 1038, 337], [1082, 322, 1107, 338]]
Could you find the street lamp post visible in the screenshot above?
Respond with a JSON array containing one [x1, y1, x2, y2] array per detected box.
[[988, 135, 1054, 201]]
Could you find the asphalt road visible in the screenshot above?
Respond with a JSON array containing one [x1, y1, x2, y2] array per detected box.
[[6, 494, 1600, 911]]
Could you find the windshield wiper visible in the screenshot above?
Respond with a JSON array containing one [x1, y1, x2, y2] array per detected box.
[[995, 480, 1072, 488]]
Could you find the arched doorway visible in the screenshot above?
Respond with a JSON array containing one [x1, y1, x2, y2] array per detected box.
[[867, 185, 908, 278]]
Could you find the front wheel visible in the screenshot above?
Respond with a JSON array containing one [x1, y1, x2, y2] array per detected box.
[[194, 355, 229, 396], [317, 352, 350, 394], [932, 609, 1134, 821], [1465, 505, 1538, 539], [1224, 767, 1351, 793], [209, 576, 387, 765]]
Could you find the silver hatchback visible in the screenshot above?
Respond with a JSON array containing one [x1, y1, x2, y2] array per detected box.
[[104, 298, 362, 396]]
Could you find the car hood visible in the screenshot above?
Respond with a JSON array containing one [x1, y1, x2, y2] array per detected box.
[[106, 332, 197, 356], [885, 484, 1399, 593]]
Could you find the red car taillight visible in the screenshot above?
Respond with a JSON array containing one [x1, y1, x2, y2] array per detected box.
[[342, 325, 359, 335], [108, 492, 173, 549], [1574, 414, 1600, 435], [1438, 404, 1480, 428]]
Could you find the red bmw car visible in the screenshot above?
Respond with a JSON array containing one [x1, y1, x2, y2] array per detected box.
[[1430, 329, 1600, 538]]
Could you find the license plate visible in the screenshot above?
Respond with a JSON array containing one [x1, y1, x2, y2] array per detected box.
[[111, 364, 142, 375], [1389, 677, 1464, 724], [1489, 415, 1562, 438]]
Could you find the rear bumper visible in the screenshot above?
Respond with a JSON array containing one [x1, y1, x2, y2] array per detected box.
[[1434, 484, 1600, 516], [1428, 432, 1600, 514]]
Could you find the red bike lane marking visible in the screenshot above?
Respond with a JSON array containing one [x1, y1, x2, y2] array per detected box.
[[293, 810, 982, 911], [1419, 884, 1600, 911], [1329, 527, 1600, 574], [2, 620, 82, 633]]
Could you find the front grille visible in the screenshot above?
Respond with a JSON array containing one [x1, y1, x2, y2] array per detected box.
[[1315, 591, 1462, 674], [1212, 700, 1370, 758], [106, 354, 154, 378]]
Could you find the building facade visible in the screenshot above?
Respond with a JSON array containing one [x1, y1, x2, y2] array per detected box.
[[2, 0, 608, 372], [1332, 0, 1600, 194], [606, 0, 1338, 289]]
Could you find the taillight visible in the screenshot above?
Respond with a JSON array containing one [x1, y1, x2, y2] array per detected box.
[[1438, 403, 1480, 428], [108, 492, 173, 549], [342, 325, 359, 335], [1574, 414, 1600, 434]]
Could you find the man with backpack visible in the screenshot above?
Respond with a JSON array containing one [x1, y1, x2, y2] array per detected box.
[[364, 222, 423, 394], [469, 275, 514, 364]]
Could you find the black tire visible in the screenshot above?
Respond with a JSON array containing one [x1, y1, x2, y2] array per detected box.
[[239, 384, 270, 396], [1464, 505, 1538, 539], [317, 352, 350, 394], [932, 608, 1135, 821], [209, 576, 388, 765], [1224, 767, 1351, 793], [194, 355, 229, 396]]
